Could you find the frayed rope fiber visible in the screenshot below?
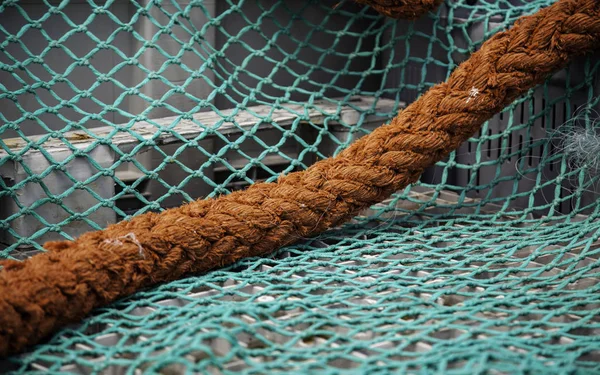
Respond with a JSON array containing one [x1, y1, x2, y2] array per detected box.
[[1, 0, 600, 359]]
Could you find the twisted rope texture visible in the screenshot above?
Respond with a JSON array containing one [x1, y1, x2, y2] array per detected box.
[[1, 0, 600, 359], [354, 0, 443, 19]]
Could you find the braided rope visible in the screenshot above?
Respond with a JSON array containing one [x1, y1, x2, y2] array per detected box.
[[1, 0, 599, 359], [355, 0, 443, 19]]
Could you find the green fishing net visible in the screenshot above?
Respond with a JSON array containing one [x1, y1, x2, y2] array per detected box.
[[0, 0, 599, 373]]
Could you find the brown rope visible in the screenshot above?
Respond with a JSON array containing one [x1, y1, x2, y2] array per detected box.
[[1, 0, 599, 359], [354, 0, 443, 19]]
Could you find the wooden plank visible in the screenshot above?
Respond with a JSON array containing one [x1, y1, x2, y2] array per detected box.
[[0, 96, 402, 157]]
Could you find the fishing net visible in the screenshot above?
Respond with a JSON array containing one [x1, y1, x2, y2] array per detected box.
[[1, 0, 599, 373]]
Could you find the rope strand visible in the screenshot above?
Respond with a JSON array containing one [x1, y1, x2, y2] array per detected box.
[[354, 0, 443, 19]]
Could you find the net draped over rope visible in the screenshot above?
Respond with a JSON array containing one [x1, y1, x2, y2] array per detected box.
[[0, 0, 599, 360]]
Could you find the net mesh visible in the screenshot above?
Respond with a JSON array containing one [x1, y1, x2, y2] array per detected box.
[[1, 0, 599, 373]]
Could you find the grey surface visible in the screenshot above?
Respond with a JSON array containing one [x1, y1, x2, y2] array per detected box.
[[0, 145, 116, 245], [213, 0, 381, 108], [0, 0, 217, 137]]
